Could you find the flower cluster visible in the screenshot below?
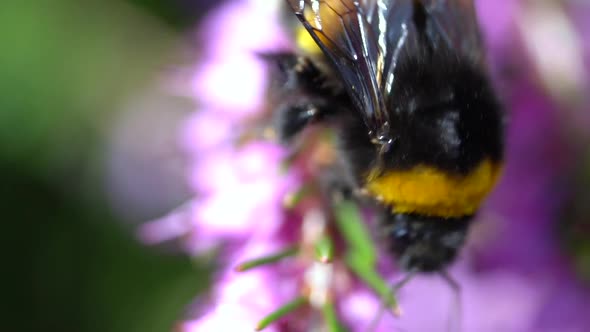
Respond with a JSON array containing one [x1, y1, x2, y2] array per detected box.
[[140, 0, 590, 331]]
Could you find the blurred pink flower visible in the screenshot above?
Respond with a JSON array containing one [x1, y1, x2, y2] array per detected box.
[[140, 0, 296, 257], [179, 110, 234, 155], [192, 57, 268, 113], [140, 0, 590, 331], [140, 140, 298, 254], [181, 242, 298, 332]]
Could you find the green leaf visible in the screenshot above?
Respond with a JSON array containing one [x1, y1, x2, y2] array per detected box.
[[346, 254, 399, 313], [323, 300, 349, 332], [256, 296, 307, 331], [333, 200, 399, 313], [235, 246, 299, 272], [333, 200, 377, 265], [315, 235, 334, 263]]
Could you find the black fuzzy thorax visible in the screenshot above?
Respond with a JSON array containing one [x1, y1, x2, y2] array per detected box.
[[339, 49, 504, 180], [336, 50, 503, 272]]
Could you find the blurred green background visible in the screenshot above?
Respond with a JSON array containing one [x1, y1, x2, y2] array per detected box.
[[0, 1, 218, 331]]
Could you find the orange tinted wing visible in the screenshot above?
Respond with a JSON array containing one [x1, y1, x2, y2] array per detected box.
[[286, 0, 390, 135]]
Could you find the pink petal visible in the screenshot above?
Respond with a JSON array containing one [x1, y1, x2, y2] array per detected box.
[[193, 183, 283, 237], [179, 111, 236, 156], [192, 56, 267, 114], [137, 202, 195, 244], [200, 0, 291, 58]]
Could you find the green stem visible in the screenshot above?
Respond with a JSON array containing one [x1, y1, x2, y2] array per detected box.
[[347, 254, 399, 313], [315, 235, 334, 263], [322, 300, 348, 332], [235, 246, 299, 272], [255, 296, 307, 331], [283, 184, 312, 209], [333, 200, 376, 265]]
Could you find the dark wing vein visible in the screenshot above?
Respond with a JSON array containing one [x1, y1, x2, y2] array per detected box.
[[423, 0, 483, 64], [286, 0, 389, 134], [286, 0, 484, 133]]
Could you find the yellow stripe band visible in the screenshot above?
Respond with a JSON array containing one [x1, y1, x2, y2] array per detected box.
[[365, 160, 502, 218]]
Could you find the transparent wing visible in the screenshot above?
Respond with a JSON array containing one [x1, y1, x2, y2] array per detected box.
[[379, 0, 484, 96], [286, 0, 485, 133], [422, 0, 483, 63], [286, 0, 391, 134]]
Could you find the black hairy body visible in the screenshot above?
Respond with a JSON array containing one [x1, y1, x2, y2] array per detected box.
[[270, 0, 505, 273], [339, 50, 503, 178]]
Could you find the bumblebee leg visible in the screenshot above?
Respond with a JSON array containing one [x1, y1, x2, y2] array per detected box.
[[366, 272, 416, 332], [263, 52, 346, 142], [273, 96, 338, 142], [440, 270, 462, 332], [262, 52, 338, 95]]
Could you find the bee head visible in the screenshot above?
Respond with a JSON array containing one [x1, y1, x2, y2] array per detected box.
[[384, 213, 471, 272]]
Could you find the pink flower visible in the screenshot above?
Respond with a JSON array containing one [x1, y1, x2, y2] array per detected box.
[[140, 0, 296, 256], [140, 0, 590, 331], [140, 140, 298, 254], [181, 242, 298, 332], [192, 57, 269, 114]]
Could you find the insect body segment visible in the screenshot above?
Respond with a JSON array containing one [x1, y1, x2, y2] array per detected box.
[[288, 0, 391, 136], [266, 52, 347, 142], [366, 159, 502, 218], [278, 0, 504, 273]]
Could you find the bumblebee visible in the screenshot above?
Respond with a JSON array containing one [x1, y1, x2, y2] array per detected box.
[[270, 0, 504, 273]]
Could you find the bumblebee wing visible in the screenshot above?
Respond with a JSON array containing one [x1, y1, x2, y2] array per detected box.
[[286, 1, 484, 129], [423, 0, 483, 64], [379, 0, 485, 96], [286, 0, 390, 133]]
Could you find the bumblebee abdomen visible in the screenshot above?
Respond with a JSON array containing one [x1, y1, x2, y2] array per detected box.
[[365, 159, 502, 218], [384, 213, 472, 272]]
